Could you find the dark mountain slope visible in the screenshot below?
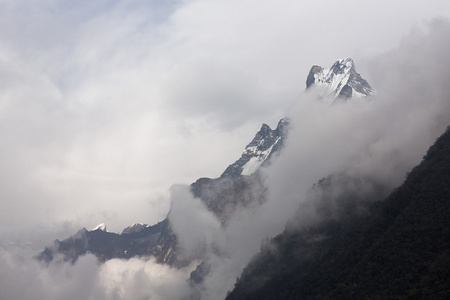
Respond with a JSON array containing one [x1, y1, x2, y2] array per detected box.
[[226, 126, 450, 300]]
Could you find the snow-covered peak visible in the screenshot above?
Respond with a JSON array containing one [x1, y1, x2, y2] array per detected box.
[[336, 57, 355, 69], [306, 58, 375, 103], [221, 58, 374, 178], [121, 223, 150, 235], [92, 223, 107, 232]]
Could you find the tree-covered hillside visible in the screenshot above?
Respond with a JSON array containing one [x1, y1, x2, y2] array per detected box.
[[226, 126, 450, 300]]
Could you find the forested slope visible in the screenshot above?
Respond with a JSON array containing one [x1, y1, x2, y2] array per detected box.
[[227, 126, 450, 300]]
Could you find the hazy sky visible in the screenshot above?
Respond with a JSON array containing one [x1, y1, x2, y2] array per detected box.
[[2, 1, 450, 300], [0, 0, 449, 241]]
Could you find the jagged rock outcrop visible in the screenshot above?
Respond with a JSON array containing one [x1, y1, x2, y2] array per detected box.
[[221, 118, 289, 178]]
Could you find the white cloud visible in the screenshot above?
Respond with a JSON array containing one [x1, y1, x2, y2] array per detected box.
[[0, 1, 450, 298], [168, 185, 222, 257], [0, 245, 195, 300], [169, 19, 450, 299], [1, 0, 449, 234]]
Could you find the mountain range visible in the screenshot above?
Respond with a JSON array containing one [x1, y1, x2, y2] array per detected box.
[[42, 58, 445, 298], [37, 58, 374, 266], [36, 56, 450, 299]]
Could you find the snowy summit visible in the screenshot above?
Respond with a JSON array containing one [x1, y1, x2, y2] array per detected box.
[[222, 58, 375, 178], [306, 58, 376, 103], [92, 223, 107, 232]]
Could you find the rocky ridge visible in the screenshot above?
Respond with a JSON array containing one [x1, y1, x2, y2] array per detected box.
[[37, 58, 375, 267]]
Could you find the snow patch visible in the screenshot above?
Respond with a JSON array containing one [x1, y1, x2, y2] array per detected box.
[[241, 137, 281, 175], [92, 223, 107, 232]]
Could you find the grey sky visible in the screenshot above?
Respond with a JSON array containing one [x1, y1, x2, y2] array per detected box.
[[0, 0, 449, 238], [1, 1, 450, 299]]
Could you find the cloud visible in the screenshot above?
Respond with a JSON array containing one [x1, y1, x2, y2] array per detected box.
[[1, 15, 443, 300], [165, 18, 450, 299], [0, 245, 195, 300], [1, 0, 449, 235], [168, 185, 222, 258], [0, 0, 450, 299], [95, 257, 193, 300], [0, 247, 98, 300], [264, 18, 450, 232]]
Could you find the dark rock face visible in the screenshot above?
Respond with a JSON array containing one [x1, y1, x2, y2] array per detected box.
[[338, 84, 353, 99], [306, 65, 323, 89]]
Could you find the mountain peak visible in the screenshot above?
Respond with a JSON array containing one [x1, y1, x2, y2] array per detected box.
[[221, 58, 374, 178], [221, 120, 288, 177], [306, 58, 375, 102], [37, 57, 375, 268], [92, 223, 107, 232]]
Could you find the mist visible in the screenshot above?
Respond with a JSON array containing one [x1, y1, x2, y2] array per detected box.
[[1, 0, 450, 299], [1, 0, 449, 236], [0, 247, 196, 300], [168, 19, 450, 299]]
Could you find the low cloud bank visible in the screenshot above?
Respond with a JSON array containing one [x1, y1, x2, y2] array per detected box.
[[0, 245, 194, 300]]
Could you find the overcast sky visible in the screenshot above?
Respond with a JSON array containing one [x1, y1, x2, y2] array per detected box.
[[1, 0, 450, 241], [2, 1, 450, 299]]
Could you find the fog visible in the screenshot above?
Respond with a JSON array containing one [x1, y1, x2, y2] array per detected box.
[[1, 0, 450, 299], [169, 19, 450, 299], [0, 247, 195, 300], [1, 0, 449, 235]]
